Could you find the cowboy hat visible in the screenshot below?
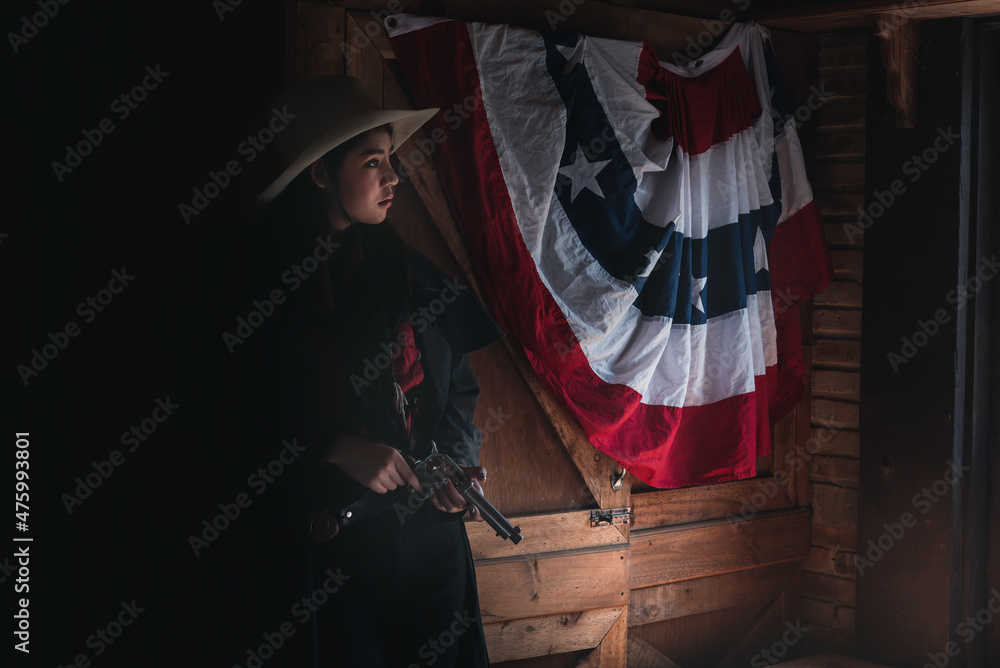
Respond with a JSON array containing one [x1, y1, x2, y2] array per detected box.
[[256, 75, 438, 204]]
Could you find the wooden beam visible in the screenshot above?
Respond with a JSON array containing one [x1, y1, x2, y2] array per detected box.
[[876, 14, 919, 128], [475, 544, 630, 621], [628, 561, 800, 626], [627, 635, 685, 668], [631, 479, 793, 531], [594, 606, 628, 667], [630, 509, 812, 589], [293, 2, 346, 80], [757, 0, 1000, 33], [346, 12, 384, 104], [482, 606, 622, 663], [324, 0, 712, 55], [714, 595, 783, 668], [466, 509, 628, 560]]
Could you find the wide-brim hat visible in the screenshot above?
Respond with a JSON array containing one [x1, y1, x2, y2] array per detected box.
[[256, 75, 438, 204]]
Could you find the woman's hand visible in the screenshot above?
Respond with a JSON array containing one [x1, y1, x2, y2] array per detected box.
[[323, 434, 422, 494], [429, 466, 487, 520]]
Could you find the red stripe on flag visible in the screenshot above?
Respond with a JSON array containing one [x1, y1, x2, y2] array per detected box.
[[637, 44, 761, 156]]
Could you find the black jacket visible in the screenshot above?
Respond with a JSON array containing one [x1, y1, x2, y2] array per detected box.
[[257, 223, 502, 667]]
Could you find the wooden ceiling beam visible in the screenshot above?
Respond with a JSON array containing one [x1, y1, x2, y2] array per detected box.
[[756, 0, 1000, 33]]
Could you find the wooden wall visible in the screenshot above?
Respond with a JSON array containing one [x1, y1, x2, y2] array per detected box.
[[800, 28, 868, 655], [288, 2, 829, 665]]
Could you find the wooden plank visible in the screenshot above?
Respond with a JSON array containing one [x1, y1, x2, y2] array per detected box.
[[813, 522, 859, 553], [783, 563, 803, 636], [811, 483, 858, 530], [382, 55, 628, 511], [432, 0, 709, 55], [628, 561, 799, 626], [476, 545, 630, 621], [877, 14, 919, 127], [811, 398, 860, 429], [812, 339, 862, 369], [346, 13, 383, 105], [627, 634, 684, 668], [818, 41, 868, 70], [812, 370, 861, 400], [773, 406, 800, 506], [595, 606, 628, 667], [770, 653, 886, 668], [802, 597, 856, 631], [794, 334, 814, 506], [810, 455, 860, 488], [815, 104, 867, 130], [466, 509, 628, 560], [482, 606, 622, 663], [815, 164, 866, 189], [830, 250, 864, 282], [808, 427, 860, 458], [816, 133, 867, 162], [805, 545, 858, 580], [630, 510, 812, 589], [345, 8, 395, 59], [757, 0, 1000, 32], [714, 596, 783, 668], [294, 3, 345, 80], [813, 282, 863, 309], [803, 571, 857, 606], [824, 221, 865, 249], [631, 479, 793, 531], [813, 309, 863, 338]]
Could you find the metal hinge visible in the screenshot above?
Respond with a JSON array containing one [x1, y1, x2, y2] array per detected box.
[[590, 507, 633, 527]]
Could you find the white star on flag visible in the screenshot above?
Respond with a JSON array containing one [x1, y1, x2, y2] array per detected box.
[[753, 226, 767, 273], [559, 143, 611, 203], [691, 276, 707, 315], [555, 38, 585, 75]]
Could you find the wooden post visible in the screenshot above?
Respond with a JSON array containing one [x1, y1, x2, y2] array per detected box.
[[875, 14, 919, 128]]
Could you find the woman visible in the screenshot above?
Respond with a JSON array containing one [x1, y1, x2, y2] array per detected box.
[[254, 75, 502, 667]]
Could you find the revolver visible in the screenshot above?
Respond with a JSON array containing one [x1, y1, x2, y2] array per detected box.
[[410, 452, 522, 544]]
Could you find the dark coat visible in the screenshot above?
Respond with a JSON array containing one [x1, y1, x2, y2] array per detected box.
[[257, 223, 503, 667]]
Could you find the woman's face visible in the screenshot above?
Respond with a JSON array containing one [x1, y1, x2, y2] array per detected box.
[[333, 129, 398, 226]]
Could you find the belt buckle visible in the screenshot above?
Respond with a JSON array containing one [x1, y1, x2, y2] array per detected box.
[[310, 510, 339, 543]]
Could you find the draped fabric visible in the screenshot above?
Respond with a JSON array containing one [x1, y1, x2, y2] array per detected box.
[[387, 16, 833, 488]]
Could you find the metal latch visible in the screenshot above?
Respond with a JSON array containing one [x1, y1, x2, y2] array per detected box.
[[590, 507, 633, 527]]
